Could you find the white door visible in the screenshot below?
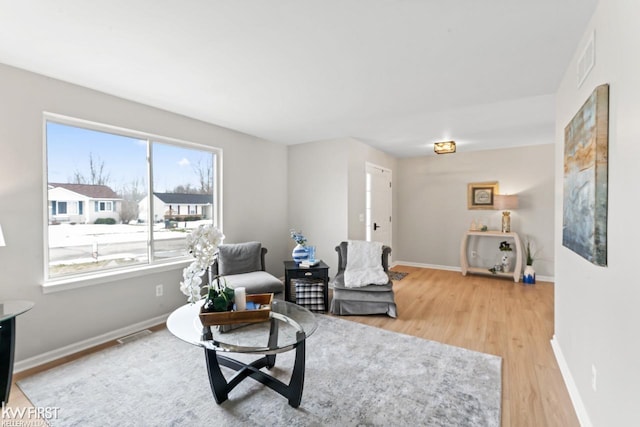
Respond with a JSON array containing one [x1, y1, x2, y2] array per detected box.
[[366, 163, 392, 247]]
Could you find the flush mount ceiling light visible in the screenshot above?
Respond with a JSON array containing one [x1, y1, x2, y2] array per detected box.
[[434, 141, 456, 154]]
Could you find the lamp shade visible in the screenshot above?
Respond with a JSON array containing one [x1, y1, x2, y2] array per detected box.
[[494, 195, 518, 210], [0, 224, 5, 247]]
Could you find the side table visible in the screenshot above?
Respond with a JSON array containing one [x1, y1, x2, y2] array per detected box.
[[0, 300, 34, 403], [284, 260, 329, 312]]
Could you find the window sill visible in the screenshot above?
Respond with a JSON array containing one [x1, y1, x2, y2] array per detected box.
[[42, 259, 192, 294]]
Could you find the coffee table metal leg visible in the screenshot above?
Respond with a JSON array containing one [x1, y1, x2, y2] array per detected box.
[[204, 347, 229, 404], [202, 331, 307, 407], [287, 331, 306, 408]]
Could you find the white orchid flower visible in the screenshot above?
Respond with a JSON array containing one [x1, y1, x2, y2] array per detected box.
[[180, 224, 226, 304]]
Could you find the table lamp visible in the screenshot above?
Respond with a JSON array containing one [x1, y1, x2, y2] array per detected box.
[[494, 195, 518, 232]]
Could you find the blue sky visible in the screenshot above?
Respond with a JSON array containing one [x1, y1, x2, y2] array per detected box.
[[47, 122, 214, 192]]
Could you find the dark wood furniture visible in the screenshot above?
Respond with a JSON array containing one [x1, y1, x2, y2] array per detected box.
[[0, 300, 34, 403], [283, 260, 329, 312]]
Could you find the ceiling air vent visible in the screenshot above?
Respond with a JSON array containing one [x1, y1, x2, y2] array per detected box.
[[577, 31, 595, 88]]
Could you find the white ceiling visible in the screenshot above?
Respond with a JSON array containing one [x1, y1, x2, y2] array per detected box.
[[0, 0, 598, 157]]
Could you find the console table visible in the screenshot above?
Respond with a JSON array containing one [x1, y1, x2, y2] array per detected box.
[[460, 230, 523, 282], [0, 300, 34, 403]]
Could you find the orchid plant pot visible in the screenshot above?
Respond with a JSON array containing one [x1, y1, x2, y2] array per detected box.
[[202, 271, 234, 312], [203, 285, 235, 312], [523, 265, 536, 284]]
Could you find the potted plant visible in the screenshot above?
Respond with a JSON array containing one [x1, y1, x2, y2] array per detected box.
[[203, 276, 235, 312], [523, 240, 537, 284], [179, 224, 235, 311]]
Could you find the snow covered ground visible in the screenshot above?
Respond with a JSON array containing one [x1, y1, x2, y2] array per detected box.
[[46, 221, 209, 270], [48, 222, 204, 248]]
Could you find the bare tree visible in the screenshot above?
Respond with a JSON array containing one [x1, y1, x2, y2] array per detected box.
[[119, 179, 145, 224], [193, 159, 213, 194], [72, 153, 111, 185]]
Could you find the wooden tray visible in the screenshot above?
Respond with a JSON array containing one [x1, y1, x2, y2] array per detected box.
[[199, 293, 273, 326]]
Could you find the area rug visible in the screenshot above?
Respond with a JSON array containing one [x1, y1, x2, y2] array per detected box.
[[18, 316, 501, 427], [388, 271, 409, 281]]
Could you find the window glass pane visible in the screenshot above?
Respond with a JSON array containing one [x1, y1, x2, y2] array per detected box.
[[45, 117, 221, 281], [46, 121, 149, 278], [151, 142, 215, 261]]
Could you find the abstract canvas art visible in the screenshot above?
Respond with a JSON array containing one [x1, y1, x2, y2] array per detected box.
[[563, 84, 609, 266]]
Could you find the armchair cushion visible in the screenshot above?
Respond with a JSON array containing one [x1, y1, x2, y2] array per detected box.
[[332, 271, 392, 291], [223, 271, 284, 295], [218, 242, 262, 275]]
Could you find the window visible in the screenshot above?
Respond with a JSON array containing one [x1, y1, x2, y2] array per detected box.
[[95, 201, 113, 212], [45, 114, 221, 281]]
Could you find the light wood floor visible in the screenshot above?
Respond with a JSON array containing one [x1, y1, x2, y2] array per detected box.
[[351, 267, 579, 427], [7, 267, 577, 427]]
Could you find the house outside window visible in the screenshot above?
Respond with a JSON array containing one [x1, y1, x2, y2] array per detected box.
[[49, 184, 121, 225], [45, 114, 221, 281]]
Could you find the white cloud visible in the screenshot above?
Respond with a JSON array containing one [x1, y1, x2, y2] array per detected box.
[[178, 157, 190, 167]]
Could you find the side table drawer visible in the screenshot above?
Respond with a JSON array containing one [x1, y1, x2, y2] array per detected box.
[[288, 269, 326, 280]]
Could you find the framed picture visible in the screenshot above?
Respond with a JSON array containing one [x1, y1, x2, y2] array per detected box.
[[467, 182, 499, 210], [562, 84, 609, 266]]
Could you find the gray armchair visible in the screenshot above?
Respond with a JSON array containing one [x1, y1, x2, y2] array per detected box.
[[329, 241, 397, 318], [211, 241, 284, 299]]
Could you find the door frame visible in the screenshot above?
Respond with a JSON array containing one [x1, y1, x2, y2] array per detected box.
[[365, 162, 392, 247]]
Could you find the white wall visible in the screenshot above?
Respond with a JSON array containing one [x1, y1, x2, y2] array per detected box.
[[287, 137, 397, 274], [396, 145, 555, 277], [287, 139, 349, 275], [0, 63, 288, 362], [554, 1, 640, 425]]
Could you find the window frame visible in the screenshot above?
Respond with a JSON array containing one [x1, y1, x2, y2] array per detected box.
[[94, 201, 114, 212], [42, 112, 223, 289]]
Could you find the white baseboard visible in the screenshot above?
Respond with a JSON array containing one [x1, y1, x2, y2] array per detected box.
[[550, 335, 593, 427], [391, 260, 555, 282], [14, 312, 171, 373], [391, 260, 461, 271]]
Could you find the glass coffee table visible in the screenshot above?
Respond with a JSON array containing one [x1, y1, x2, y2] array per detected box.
[[167, 299, 317, 408], [0, 300, 34, 403]]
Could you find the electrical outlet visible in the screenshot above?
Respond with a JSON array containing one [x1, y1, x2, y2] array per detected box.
[[591, 364, 597, 391], [156, 284, 163, 297], [471, 251, 477, 258]]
